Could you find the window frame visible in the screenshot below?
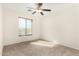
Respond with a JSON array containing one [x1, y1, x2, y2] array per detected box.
[[18, 17, 32, 36]]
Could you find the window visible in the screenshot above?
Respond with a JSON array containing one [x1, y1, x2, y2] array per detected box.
[[18, 17, 32, 36]]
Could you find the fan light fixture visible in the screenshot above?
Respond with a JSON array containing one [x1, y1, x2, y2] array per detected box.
[[26, 3, 52, 15]]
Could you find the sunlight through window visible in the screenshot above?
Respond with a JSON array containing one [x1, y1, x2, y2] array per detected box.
[[19, 17, 32, 36]]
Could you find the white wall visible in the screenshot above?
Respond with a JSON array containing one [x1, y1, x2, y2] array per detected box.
[[41, 4, 79, 50], [3, 7, 41, 45], [0, 4, 3, 55]]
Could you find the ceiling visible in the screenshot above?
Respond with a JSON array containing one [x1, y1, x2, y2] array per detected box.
[[2, 3, 79, 15]]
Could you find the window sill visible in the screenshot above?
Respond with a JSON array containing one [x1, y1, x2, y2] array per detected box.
[[19, 34, 32, 37]]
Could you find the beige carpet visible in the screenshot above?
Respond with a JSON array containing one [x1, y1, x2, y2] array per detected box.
[[2, 40, 79, 56]]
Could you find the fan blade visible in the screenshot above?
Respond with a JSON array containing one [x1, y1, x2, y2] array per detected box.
[[42, 9, 51, 11], [40, 12, 44, 15], [26, 7, 34, 9], [27, 9, 33, 11], [26, 7, 34, 11], [32, 11, 36, 14]]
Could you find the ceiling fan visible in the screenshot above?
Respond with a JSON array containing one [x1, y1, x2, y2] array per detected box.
[[27, 3, 52, 15]]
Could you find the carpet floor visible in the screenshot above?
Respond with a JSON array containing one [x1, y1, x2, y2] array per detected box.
[[2, 40, 79, 56]]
